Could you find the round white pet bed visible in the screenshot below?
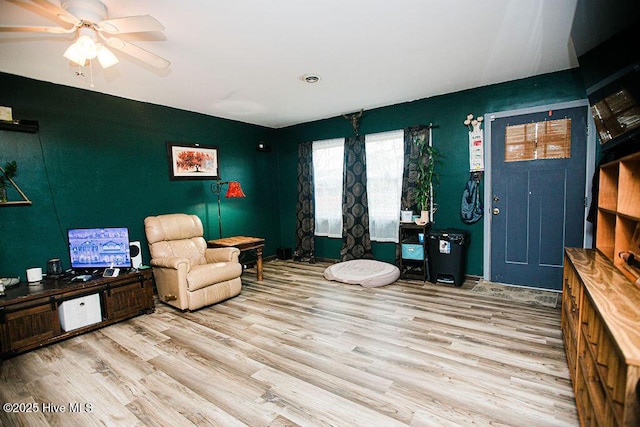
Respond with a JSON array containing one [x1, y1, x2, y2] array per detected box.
[[323, 259, 400, 288]]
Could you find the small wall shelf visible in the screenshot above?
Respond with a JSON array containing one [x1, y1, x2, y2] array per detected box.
[[0, 201, 32, 206], [0, 120, 39, 134], [0, 166, 32, 207], [0, 119, 37, 206]]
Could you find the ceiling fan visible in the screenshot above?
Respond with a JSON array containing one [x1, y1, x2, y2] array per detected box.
[[0, 0, 170, 70]]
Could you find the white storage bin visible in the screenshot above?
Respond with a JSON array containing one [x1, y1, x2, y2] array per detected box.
[[59, 293, 102, 332]]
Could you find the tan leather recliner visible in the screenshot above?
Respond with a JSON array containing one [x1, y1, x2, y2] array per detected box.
[[144, 213, 242, 311]]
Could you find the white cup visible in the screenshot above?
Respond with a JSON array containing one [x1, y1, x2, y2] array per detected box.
[[26, 267, 42, 282]]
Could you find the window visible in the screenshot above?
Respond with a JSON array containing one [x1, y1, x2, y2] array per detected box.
[[312, 131, 405, 242], [313, 138, 344, 237], [365, 130, 404, 242], [505, 118, 571, 162], [591, 88, 640, 144]]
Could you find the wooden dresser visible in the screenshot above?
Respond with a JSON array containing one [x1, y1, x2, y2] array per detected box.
[[563, 248, 640, 426]]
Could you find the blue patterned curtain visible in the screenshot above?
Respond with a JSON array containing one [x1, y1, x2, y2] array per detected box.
[[295, 142, 315, 262], [340, 136, 373, 261]]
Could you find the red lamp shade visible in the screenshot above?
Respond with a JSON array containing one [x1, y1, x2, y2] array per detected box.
[[225, 181, 246, 198]]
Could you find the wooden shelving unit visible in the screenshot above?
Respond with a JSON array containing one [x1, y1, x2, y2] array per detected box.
[[398, 223, 430, 281], [596, 151, 640, 282]]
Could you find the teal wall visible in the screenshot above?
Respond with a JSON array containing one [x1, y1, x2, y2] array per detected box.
[[0, 73, 279, 278], [275, 69, 587, 276], [1, 68, 587, 280]]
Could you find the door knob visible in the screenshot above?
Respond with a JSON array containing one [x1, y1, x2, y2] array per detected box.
[[492, 208, 500, 215]]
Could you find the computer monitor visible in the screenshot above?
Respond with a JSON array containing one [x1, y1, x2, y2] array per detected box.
[[67, 227, 132, 271]]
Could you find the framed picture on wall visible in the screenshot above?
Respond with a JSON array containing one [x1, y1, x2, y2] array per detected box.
[[167, 142, 220, 180]]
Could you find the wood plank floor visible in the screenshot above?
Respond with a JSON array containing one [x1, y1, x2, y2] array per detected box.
[[0, 260, 579, 426]]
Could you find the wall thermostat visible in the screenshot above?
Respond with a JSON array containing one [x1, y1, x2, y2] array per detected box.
[[103, 268, 120, 278]]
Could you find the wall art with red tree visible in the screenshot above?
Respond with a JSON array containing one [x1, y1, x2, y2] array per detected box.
[[167, 142, 219, 180]]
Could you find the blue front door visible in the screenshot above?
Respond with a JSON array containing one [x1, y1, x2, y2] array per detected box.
[[490, 106, 587, 290]]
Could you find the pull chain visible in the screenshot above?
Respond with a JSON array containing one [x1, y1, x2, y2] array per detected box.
[[89, 59, 95, 88]]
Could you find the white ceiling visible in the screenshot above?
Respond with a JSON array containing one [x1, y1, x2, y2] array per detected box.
[[0, 0, 636, 128]]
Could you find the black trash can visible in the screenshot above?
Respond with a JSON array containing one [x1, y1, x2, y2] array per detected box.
[[427, 229, 468, 287]]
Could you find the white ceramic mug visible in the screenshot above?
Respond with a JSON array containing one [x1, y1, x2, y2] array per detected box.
[[26, 267, 42, 282]]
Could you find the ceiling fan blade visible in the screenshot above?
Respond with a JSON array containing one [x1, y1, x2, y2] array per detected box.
[[0, 24, 76, 33], [30, 0, 82, 26], [94, 15, 164, 34], [104, 36, 170, 69]]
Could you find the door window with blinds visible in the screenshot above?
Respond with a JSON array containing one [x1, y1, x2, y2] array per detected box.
[[504, 118, 571, 162]]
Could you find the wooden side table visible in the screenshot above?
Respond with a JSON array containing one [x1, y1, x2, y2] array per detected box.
[[207, 236, 265, 281]]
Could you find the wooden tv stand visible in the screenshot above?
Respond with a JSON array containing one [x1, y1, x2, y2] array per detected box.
[[0, 269, 155, 359]]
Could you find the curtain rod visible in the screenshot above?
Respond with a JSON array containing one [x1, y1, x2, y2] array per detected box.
[[409, 123, 439, 131]]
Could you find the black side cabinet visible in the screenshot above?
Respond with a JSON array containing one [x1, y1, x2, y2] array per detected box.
[[398, 223, 430, 281]]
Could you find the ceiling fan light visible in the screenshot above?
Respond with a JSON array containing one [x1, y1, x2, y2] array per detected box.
[[63, 42, 87, 66], [76, 35, 97, 59], [96, 45, 119, 68]]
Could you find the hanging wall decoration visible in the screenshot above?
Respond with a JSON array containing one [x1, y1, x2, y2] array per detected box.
[[464, 113, 484, 172], [460, 171, 483, 224], [342, 110, 364, 136], [166, 142, 219, 180], [460, 114, 484, 224]]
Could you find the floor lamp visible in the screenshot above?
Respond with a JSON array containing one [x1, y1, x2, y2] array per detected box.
[[212, 180, 246, 238]]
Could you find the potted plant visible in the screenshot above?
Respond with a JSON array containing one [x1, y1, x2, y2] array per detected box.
[[0, 160, 17, 203], [413, 135, 439, 223]]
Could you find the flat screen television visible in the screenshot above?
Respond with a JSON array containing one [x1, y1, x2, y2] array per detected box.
[[68, 227, 132, 271]]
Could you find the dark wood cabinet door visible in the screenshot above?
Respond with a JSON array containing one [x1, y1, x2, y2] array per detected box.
[[2, 302, 59, 352], [105, 275, 154, 319]]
